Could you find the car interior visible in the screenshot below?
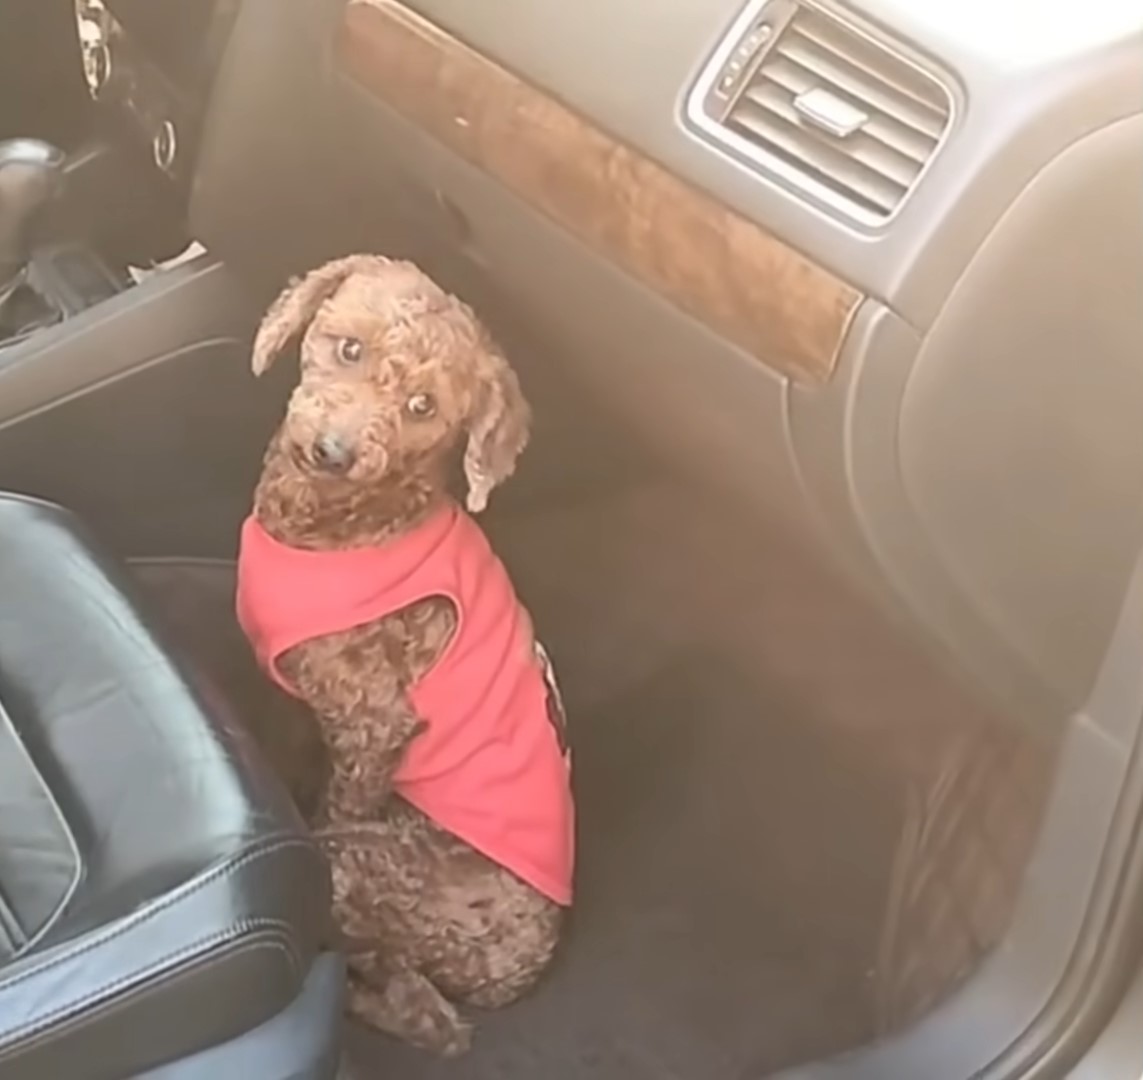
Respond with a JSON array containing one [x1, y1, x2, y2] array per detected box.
[[0, 1, 1139, 1078]]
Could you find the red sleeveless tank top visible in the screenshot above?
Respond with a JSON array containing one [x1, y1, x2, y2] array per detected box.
[[236, 504, 574, 905]]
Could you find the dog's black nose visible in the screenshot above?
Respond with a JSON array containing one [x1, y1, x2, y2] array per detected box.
[[310, 433, 356, 472]]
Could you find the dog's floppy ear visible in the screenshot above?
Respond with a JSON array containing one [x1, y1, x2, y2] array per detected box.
[[463, 346, 531, 514], [251, 254, 383, 376]]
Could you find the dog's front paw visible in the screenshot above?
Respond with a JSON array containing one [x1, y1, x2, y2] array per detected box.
[[425, 1011, 474, 1058], [349, 967, 474, 1057]]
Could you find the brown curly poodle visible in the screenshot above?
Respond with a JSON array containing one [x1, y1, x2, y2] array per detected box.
[[236, 254, 574, 1056]]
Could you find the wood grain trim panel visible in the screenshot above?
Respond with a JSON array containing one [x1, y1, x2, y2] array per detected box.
[[336, 0, 861, 384]]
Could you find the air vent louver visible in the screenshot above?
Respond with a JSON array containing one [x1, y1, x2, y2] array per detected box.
[[695, 3, 952, 223]]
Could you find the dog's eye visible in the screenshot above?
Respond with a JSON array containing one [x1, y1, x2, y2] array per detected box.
[[336, 337, 363, 364], [406, 393, 437, 419]]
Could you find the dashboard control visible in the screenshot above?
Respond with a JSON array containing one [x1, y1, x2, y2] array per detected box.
[[687, 0, 952, 226], [714, 21, 774, 102], [152, 119, 178, 173], [77, 1, 112, 98]]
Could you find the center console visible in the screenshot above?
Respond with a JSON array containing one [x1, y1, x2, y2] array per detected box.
[[0, 136, 129, 345], [0, 0, 242, 350]]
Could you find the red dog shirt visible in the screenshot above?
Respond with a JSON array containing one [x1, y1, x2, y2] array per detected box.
[[236, 503, 575, 905]]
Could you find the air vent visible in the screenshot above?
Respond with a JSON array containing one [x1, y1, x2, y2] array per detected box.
[[691, 1, 952, 223]]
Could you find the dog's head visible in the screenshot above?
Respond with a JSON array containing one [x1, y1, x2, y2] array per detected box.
[[252, 254, 531, 513]]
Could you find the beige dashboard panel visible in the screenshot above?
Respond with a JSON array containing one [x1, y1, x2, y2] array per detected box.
[[336, 0, 862, 384]]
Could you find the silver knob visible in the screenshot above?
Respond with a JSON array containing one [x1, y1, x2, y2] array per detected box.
[[78, 16, 112, 97], [152, 120, 178, 172]]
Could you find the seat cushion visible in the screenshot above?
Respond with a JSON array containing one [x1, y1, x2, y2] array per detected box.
[[0, 494, 332, 1080]]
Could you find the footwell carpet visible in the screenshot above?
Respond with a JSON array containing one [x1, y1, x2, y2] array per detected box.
[[131, 489, 902, 1079]]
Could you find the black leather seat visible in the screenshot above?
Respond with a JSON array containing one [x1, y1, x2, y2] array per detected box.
[[0, 494, 343, 1080]]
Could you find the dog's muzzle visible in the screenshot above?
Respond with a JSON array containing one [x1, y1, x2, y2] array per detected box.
[[309, 432, 356, 473]]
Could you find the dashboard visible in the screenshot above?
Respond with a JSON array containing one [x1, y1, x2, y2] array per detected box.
[[189, 0, 1143, 734]]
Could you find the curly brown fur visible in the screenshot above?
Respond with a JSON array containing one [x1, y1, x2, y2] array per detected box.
[[248, 255, 562, 1055]]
